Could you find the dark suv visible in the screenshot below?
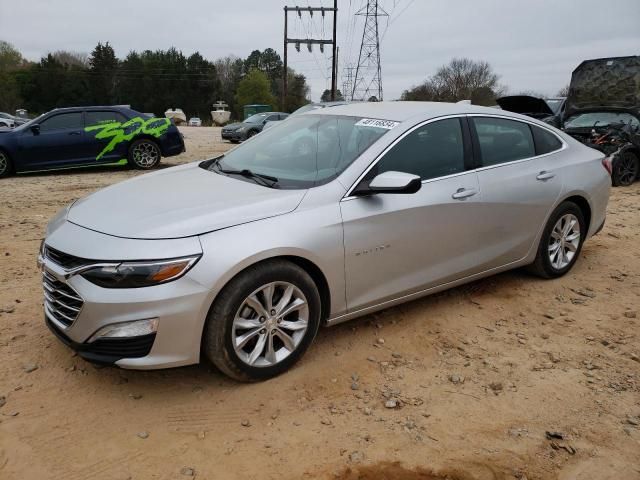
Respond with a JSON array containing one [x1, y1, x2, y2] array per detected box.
[[0, 106, 185, 178]]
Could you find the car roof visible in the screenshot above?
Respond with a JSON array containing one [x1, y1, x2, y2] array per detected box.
[[305, 101, 523, 123], [46, 106, 138, 114]]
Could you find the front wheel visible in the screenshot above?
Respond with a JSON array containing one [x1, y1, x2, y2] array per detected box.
[[128, 139, 161, 170], [528, 201, 586, 279], [612, 150, 639, 187], [0, 150, 12, 178], [203, 260, 321, 381]]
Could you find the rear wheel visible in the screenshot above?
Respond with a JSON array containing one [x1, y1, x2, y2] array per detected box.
[[203, 260, 321, 382], [611, 150, 639, 187], [128, 139, 161, 169], [528, 201, 586, 279], [0, 150, 13, 178]]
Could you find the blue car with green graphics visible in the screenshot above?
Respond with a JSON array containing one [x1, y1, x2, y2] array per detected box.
[[0, 106, 185, 178]]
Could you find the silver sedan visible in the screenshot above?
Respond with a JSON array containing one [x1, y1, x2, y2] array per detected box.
[[40, 102, 611, 381]]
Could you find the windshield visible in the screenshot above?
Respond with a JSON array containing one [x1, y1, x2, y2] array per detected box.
[[13, 113, 46, 131], [564, 111, 640, 129], [207, 114, 393, 189], [245, 113, 269, 123]]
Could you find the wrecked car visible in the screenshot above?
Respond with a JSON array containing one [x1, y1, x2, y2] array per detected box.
[[563, 56, 640, 186]]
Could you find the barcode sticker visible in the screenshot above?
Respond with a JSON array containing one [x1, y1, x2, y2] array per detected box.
[[355, 118, 400, 130]]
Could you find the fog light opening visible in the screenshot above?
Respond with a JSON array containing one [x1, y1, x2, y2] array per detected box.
[[88, 318, 158, 343]]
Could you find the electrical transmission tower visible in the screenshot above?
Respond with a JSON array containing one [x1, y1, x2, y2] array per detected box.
[[342, 64, 355, 102], [352, 1, 388, 102]]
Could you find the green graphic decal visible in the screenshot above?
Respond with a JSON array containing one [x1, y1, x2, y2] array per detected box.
[[85, 117, 171, 160]]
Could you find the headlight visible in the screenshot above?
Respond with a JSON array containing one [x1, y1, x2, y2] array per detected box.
[[80, 255, 200, 288]]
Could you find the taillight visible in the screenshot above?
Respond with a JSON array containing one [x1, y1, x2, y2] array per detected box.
[[602, 156, 613, 176]]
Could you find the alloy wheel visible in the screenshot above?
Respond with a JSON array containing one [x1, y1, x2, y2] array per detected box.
[[132, 142, 160, 168], [548, 213, 581, 270], [232, 281, 309, 367], [0, 151, 8, 176]]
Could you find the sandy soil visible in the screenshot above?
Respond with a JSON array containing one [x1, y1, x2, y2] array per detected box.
[[0, 126, 638, 480]]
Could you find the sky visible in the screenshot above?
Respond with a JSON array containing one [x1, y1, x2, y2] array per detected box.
[[2, 0, 639, 102]]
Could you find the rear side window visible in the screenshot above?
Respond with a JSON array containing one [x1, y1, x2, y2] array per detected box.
[[373, 118, 466, 181], [86, 111, 128, 125], [531, 125, 563, 155], [473, 117, 535, 166], [40, 112, 83, 132]]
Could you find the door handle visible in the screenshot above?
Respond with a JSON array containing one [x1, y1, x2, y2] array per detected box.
[[536, 170, 555, 181], [451, 188, 478, 200]]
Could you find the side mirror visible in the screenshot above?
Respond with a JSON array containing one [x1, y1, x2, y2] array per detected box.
[[30, 124, 40, 135], [354, 171, 422, 196]]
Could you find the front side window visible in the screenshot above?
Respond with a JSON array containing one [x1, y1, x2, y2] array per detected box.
[[86, 111, 128, 125], [473, 117, 535, 166], [371, 118, 466, 181], [205, 115, 391, 188], [40, 112, 83, 132]]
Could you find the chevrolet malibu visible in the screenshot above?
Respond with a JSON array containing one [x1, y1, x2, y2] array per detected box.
[[39, 102, 610, 381]]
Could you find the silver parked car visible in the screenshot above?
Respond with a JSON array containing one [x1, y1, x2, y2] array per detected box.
[[39, 102, 611, 381]]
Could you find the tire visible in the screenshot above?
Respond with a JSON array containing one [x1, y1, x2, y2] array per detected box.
[[611, 150, 639, 187], [0, 150, 13, 178], [128, 139, 161, 170], [203, 260, 321, 382], [528, 201, 586, 279]]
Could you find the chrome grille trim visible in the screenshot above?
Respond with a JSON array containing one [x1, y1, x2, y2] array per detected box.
[[42, 269, 84, 328]]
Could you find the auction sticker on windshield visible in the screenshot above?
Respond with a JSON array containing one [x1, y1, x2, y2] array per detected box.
[[355, 118, 400, 130]]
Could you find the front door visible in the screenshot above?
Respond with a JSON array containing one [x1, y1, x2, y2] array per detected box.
[[341, 117, 485, 312], [18, 111, 88, 170]]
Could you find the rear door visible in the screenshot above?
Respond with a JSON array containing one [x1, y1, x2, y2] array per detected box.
[[470, 115, 564, 267], [84, 110, 131, 163], [341, 117, 486, 312], [18, 111, 88, 170]]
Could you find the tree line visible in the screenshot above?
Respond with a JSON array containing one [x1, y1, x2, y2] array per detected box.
[[0, 41, 310, 122], [1, 39, 569, 121]]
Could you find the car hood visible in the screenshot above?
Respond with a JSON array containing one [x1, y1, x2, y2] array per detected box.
[[565, 56, 640, 118], [66, 162, 307, 239], [496, 96, 554, 117], [223, 123, 244, 130]]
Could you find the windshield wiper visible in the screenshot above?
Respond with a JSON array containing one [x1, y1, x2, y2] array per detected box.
[[218, 166, 278, 188]]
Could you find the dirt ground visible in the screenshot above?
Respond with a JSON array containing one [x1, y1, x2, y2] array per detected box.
[[0, 126, 638, 480]]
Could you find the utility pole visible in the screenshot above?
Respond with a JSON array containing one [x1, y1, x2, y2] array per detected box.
[[330, 0, 338, 100], [283, 3, 338, 109], [352, 0, 387, 102]]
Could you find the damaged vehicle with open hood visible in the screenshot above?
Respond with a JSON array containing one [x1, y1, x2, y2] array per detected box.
[[562, 56, 640, 186]]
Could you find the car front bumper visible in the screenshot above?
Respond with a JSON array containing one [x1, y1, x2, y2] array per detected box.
[[41, 221, 212, 369]]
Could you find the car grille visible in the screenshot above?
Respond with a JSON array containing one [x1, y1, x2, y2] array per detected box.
[[43, 270, 84, 328], [44, 245, 92, 270]]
